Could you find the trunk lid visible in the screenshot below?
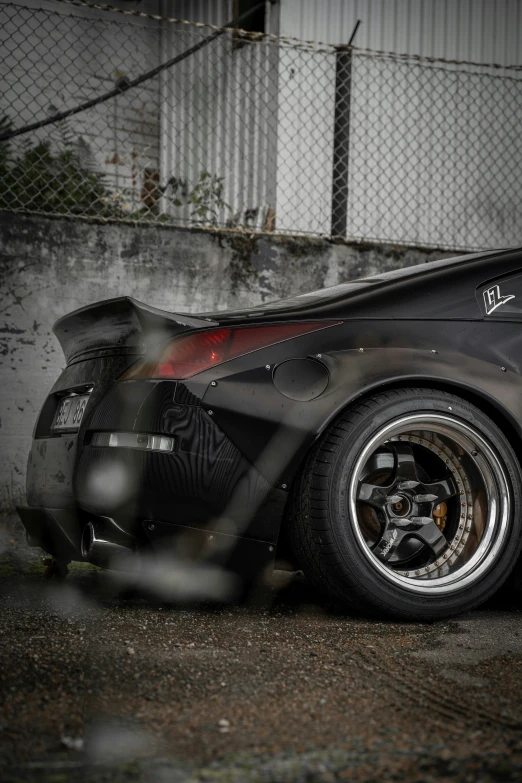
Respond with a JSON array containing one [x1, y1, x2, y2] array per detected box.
[[53, 296, 218, 365]]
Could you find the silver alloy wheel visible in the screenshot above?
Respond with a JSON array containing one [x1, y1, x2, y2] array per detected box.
[[348, 414, 511, 595]]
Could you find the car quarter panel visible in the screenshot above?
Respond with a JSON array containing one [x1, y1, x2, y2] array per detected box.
[[197, 319, 522, 487]]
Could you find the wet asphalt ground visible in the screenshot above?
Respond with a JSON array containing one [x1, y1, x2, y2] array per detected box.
[[2, 512, 522, 783]]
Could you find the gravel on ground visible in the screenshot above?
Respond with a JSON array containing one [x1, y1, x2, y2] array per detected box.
[[1, 512, 522, 782]]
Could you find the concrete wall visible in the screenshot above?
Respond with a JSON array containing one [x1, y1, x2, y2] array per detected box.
[[0, 212, 449, 510]]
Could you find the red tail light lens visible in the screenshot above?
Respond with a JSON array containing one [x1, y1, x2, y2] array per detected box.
[[125, 322, 339, 380]]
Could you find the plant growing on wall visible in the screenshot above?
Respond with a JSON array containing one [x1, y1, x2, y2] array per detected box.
[[163, 174, 190, 209], [187, 171, 231, 226], [158, 170, 231, 227]]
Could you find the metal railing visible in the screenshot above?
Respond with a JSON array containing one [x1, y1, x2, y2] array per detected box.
[[1, 0, 521, 250]]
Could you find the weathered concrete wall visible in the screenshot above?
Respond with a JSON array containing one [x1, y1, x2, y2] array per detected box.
[[0, 212, 449, 509]]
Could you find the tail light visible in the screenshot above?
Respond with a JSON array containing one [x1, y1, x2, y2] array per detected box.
[[124, 321, 339, 380]]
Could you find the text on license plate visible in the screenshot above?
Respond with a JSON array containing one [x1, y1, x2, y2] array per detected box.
[[52, 393, 90, 431]]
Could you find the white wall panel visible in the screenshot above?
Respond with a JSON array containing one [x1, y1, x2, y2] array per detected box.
[[279, 0, 522, 64], [159, 0, 279, 228], [275, 0, 522, 247]]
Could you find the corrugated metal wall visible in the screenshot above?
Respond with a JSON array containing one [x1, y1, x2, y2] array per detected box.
[[152, 1, 522, 246], [159, 1, 279, 228], [279, 0, 522, 64], [275, 0, 522, 247]]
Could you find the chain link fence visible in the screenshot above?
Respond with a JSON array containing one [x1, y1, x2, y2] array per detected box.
[[1, 1, 521, 250]]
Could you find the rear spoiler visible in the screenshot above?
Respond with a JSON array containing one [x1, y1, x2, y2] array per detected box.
[[53, 297, 218, 364]]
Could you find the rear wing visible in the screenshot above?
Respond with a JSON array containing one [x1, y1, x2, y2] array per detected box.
[[53, 297, 218, 364]]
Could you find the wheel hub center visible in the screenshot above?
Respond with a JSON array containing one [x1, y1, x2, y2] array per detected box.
[[391, 495, 411, 517]]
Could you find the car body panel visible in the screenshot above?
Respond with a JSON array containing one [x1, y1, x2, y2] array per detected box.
[[185, 319, 522, 485]]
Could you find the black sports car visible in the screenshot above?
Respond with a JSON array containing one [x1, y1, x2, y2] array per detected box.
[[17, 247, 522, 620]]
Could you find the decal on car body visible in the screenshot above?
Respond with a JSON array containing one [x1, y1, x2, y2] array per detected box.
[[483, 285, 515, 315]]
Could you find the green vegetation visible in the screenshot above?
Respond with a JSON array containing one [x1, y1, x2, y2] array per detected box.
[[0, 115, 121, 217], [0, 113, 245, 228]]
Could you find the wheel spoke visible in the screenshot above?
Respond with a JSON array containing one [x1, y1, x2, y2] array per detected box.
[[409, 517, 447, 558], [423, 476, 459, 504], [390, 442, 419, 483], [357, 481, 388, 510], [372, 521, 408, 563], [373, 516, 448, 564]]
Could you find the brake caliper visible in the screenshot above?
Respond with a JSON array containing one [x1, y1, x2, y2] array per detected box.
[[432, 501, 447, 532]]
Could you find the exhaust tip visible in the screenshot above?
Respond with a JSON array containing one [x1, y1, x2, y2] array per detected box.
[[81, 520, 133, 568], [81, 521, 95, 559]]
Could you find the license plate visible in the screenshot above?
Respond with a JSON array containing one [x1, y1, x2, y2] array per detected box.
[[52, 393, 90, 431]]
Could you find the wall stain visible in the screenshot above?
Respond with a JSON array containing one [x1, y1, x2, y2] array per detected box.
[[0, 325, 26, 334], [221, 234, 260, 293], [280, 235, 329, 259]]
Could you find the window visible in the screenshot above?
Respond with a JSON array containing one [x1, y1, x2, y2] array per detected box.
[[232, 0, 266, 49]]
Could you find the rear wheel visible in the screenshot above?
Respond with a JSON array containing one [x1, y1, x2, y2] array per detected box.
[[289, 388, 522, 620]]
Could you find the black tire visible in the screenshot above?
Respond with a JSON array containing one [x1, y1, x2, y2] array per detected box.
[[289, 388, 522, 621]]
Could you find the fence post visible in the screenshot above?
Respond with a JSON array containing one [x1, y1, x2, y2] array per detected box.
[[331, 21, 360, 239]]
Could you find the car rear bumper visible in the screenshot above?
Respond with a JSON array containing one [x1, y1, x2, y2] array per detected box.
[[22, 377, 288, 573], [16, 505, 84, 561], [28, 379, 287, 545], [16, 504, 277, 579]]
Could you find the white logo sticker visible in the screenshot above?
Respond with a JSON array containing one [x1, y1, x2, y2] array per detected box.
[[483, 285, 515, 315], [381, 528, 398, 557]]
